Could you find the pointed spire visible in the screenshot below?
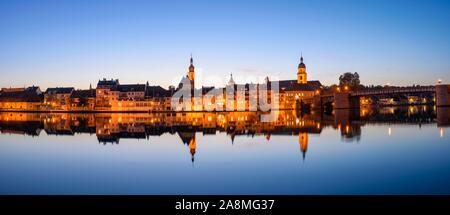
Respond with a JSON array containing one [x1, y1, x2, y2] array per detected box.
[[298, 52, 306, 70], [188, 54, 195, 71], [228, 73, 235, 86]]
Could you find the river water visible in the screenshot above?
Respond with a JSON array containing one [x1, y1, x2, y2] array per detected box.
[[0, 106, 449, 194]]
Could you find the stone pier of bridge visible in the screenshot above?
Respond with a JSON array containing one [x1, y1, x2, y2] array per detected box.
[[436, 84, 450, 107], [314, 93, 360, 110], [333, 93, 360, 109]]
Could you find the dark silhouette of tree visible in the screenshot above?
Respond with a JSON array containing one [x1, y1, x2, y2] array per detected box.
[[339, 72, 361, 91]]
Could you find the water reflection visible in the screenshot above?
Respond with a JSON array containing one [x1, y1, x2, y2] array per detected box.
[[1, 106, 450, 195], [1, 106, 448, 161]]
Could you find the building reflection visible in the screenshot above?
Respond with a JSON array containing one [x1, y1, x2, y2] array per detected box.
[[299, 132, 308, 160], [0, 106, 446, 162], [436, 107, 450, 127]]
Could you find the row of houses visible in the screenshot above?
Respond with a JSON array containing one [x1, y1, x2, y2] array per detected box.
[[0, 80, 174, 111], [0, 80, 320, 112], [0, 56, 322, 112]]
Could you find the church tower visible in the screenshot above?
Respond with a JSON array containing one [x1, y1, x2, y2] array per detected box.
[[188, 55, 195, 86], [297, 54, 307, 84]]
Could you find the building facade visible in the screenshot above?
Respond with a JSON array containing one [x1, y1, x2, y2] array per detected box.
[[44, 87, 75, 111], [70, 89, 96, 111], [0, 86, 43, 111], [1, 56, 321, 112]]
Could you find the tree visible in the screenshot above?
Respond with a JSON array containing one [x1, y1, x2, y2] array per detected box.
[[339, 72, 361, 91]]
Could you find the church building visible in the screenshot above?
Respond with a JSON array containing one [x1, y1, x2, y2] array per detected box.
[[272, 54, 322, 109]]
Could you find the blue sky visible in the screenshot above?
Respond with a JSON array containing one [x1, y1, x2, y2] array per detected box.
[[0, 0, 449, 89]]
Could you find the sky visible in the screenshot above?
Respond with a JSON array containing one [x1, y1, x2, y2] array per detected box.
[[0, 0, 449, 90]]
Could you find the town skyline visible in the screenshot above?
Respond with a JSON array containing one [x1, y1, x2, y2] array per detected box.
[[0, 54, 446, 91], [2, 1, 450, 204], [1, 0, 449, 89]]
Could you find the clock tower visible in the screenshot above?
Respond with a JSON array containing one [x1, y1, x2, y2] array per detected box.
[[188, 55, 195, 86], [297, 54, 307, 84]]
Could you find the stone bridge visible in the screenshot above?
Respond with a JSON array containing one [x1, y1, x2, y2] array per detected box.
[[316, 84, 450, 109]]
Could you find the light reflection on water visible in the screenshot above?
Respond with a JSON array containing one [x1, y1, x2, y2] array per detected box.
[[0, 106, 449, 194]]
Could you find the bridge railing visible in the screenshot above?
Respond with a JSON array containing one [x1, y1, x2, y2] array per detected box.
[[318, 86, 436, 98], [351, 86, 435, 96]]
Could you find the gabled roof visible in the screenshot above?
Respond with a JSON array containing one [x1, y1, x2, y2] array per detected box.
[[25, 86, 42, 94], [145, 86, 170, 97], [97, 79, 119, 87], [45, 87, 74, 94], [70, 89, 96, 98], [272, 80, 322, 92], [307, 80, 322, 89], [118, 84, 146, 92], [0, 89, 44, 102], [1, 87, 25, 93]]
